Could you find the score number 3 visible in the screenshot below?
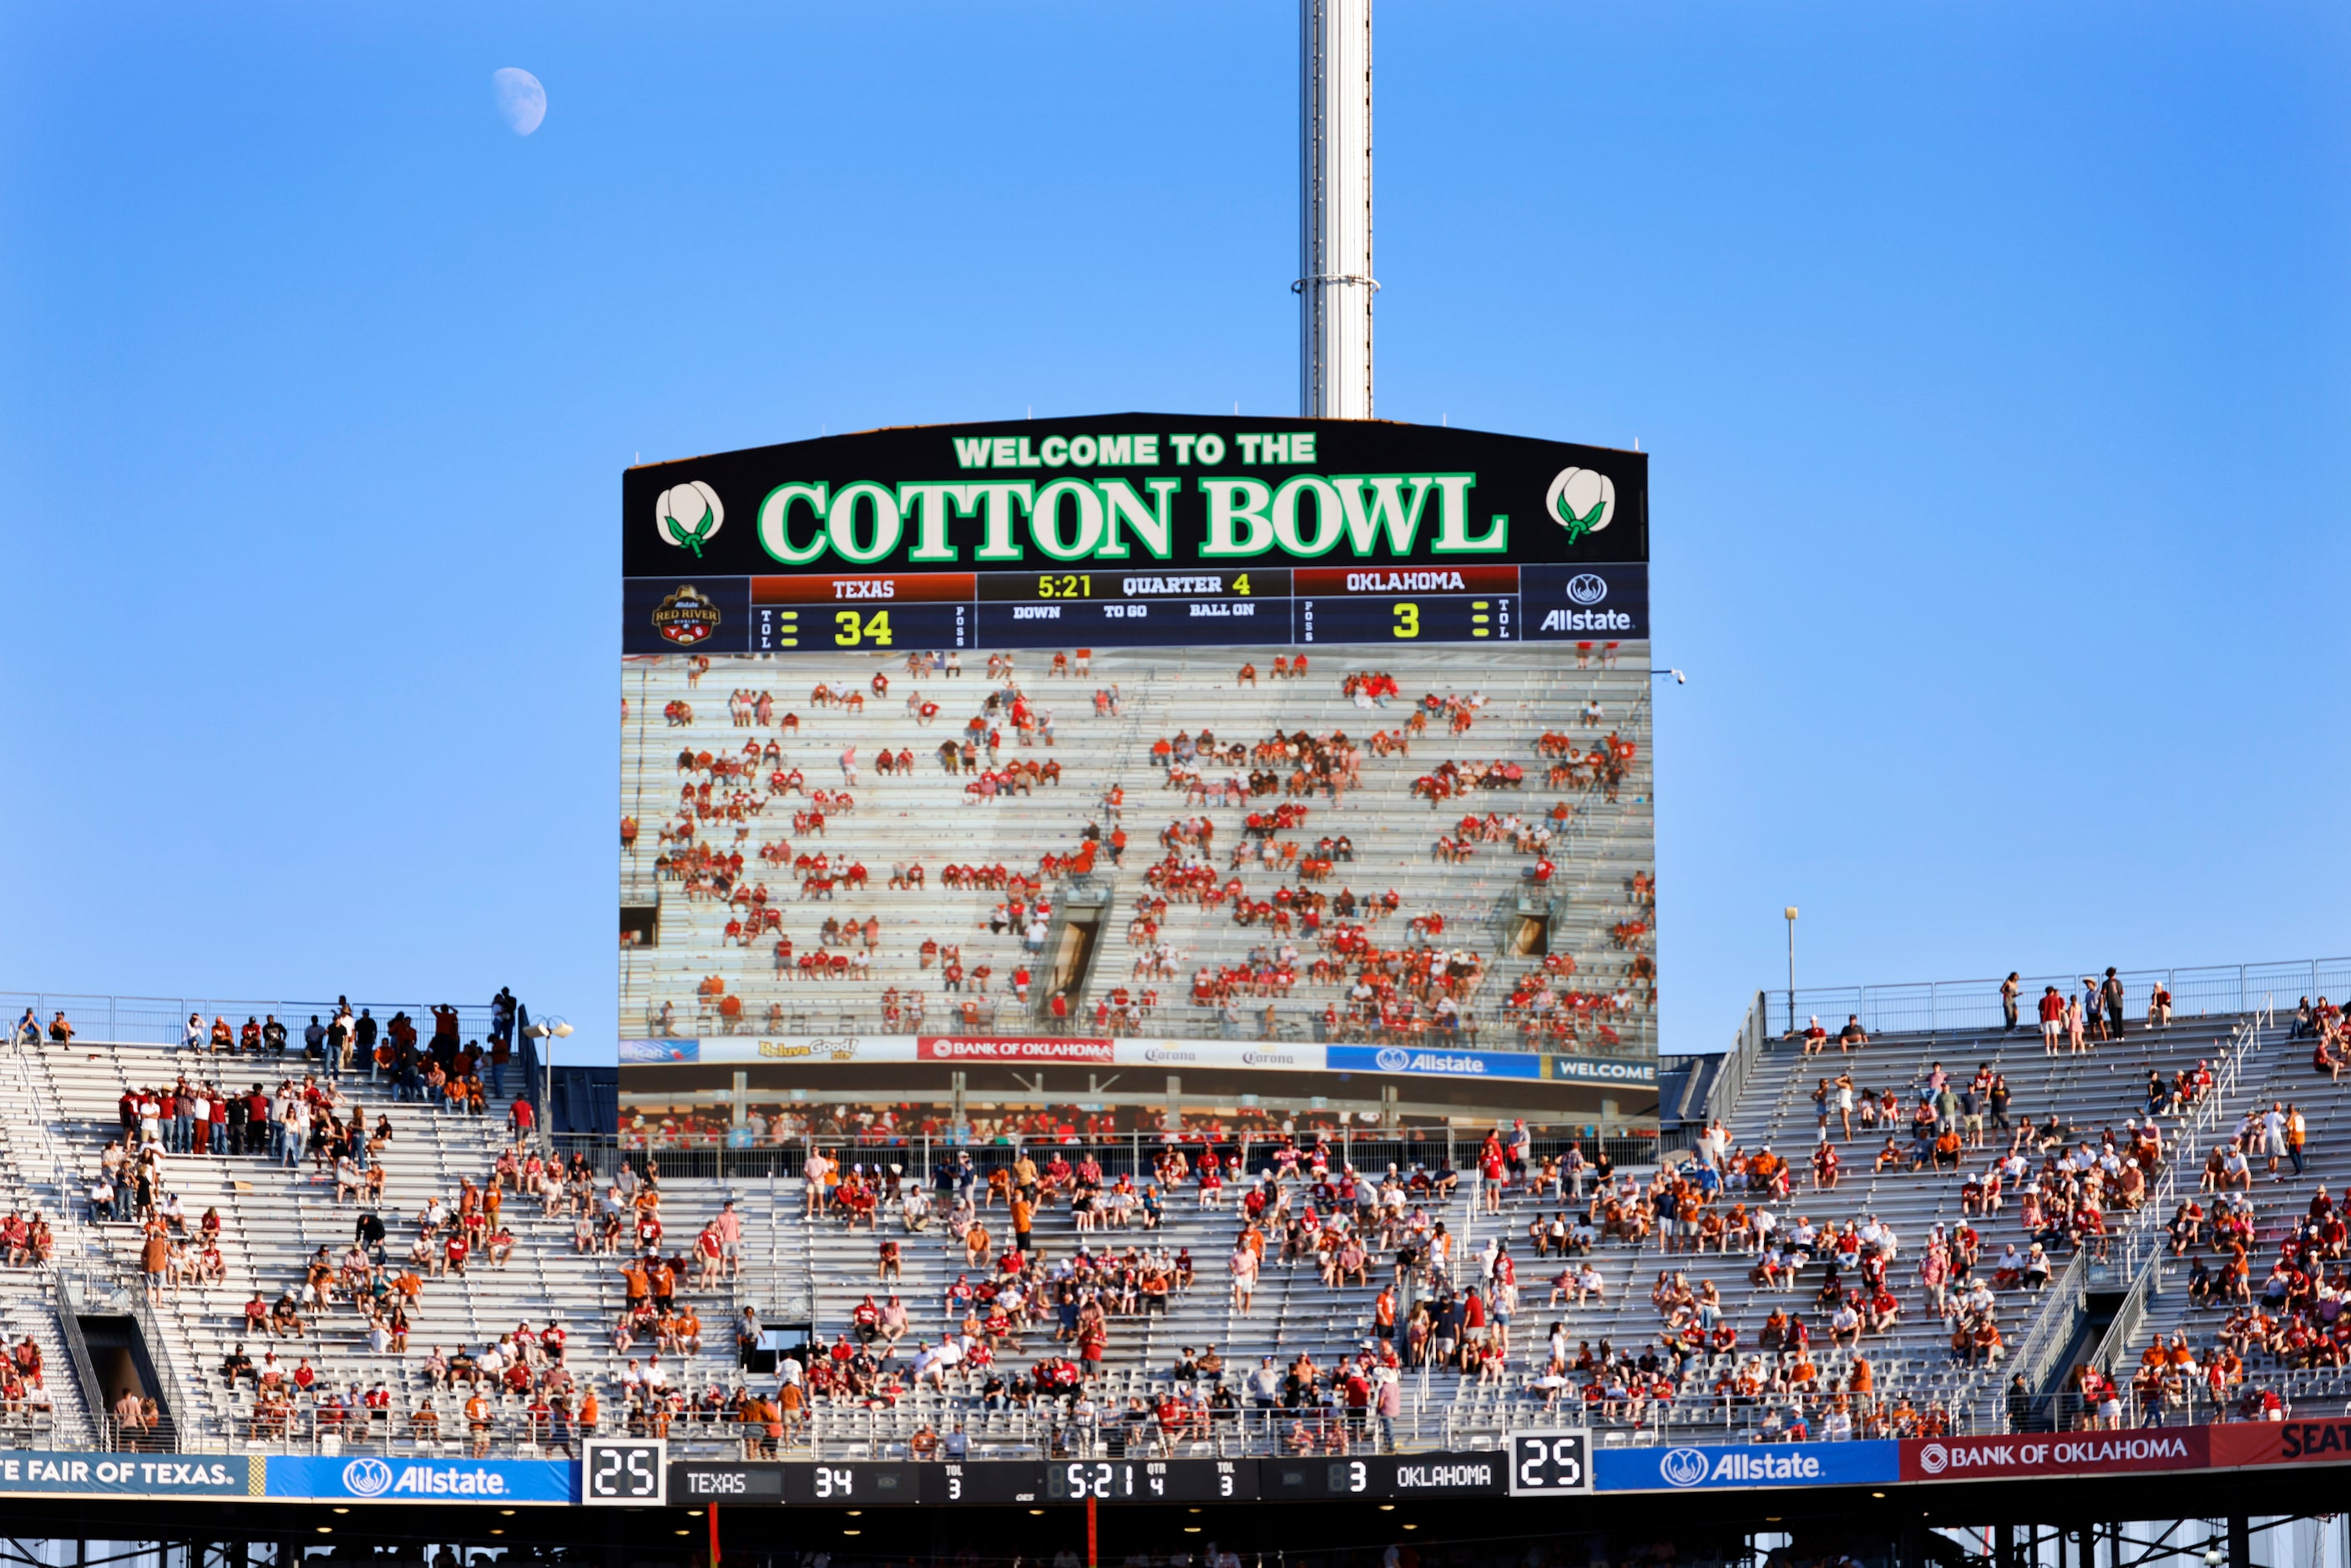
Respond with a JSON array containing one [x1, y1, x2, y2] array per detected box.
[[1392, 603, 1419, 639], [834, 610, 893, 646]]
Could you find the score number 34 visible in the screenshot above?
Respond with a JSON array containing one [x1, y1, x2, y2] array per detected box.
[[833, 610, 892, 646]]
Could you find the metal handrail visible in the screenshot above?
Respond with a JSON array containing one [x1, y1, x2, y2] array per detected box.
[[1689, 991, 1770, 1133], [1762, 961, 2331, 1039], [0, 994, 503, 1050], [2000, 1248, 2089, 1404]]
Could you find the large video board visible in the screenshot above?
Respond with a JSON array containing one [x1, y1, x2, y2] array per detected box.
[[619, 415, 1656, 1140]]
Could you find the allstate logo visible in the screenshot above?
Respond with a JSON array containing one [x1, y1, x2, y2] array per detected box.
[[1659, 1448, 1711, 1489], [656, 481, 726, 559], [341, 1457, 395, 1497], [1374, 1047, 1413, 1073], [1545, 468, 1615, 544], [1917, 1442, 1949, 1475], [1565, 573, 1609, 606]]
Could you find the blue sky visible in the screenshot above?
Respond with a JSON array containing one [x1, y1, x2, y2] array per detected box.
[[3, 3, 2345, 1063]]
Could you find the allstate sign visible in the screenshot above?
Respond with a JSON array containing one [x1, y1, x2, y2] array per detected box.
[[1594, 1441, 1898, 1492], [265, 1456, 577, 1504], [1326, 1045, 1542, 1080]]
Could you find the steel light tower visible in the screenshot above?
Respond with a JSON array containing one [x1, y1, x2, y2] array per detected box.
[[1783, 908, 1799, 1034], [1299, 0, 1375, 418]]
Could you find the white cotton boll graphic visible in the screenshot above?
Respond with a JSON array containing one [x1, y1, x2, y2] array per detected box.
[[1545, 468, 1615, 538], [656, 483, 726, 555]]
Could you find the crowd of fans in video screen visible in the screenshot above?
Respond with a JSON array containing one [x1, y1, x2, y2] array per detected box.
[[624, 645, 1651, 1051]]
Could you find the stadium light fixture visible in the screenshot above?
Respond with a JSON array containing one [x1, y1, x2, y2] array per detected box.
[[525, 1015, 574, 1150], [1651, 668, 1686, 685], [1784, 907, 1799, 1034]]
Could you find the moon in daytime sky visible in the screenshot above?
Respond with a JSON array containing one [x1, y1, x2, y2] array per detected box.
[[493, 68, 546, 135]]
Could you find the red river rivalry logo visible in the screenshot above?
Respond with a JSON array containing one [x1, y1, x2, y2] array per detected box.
[[654, 585, 722, 647]]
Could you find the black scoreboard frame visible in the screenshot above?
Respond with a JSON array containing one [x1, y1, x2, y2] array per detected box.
[[621, 413, 1649, 659], [660, 1453, 1537, 1507]]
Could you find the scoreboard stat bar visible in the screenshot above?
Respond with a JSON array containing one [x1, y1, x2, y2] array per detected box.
[[628, 1444, 1590, 1507], [630, 565, 1641, 655]]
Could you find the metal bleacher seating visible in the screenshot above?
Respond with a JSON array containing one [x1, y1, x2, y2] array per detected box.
[[0, 976, 2321, 1458], [8, 1041, 746, 1454]]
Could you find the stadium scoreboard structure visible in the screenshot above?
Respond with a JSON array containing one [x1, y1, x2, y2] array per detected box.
[[620, 416, 1649, 660], [636, 561, 1646, 656], [619, 414, 1656, 1132]]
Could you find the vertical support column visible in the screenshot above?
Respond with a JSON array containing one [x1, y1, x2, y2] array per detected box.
[[2229, 1516, 2252, 1568], [1995, 1523, 2015, 1568], [1297, 0, 1375, 418], [731, 1070, 748, 1130]]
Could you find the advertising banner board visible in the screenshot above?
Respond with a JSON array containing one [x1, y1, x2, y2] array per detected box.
[[2210, 1419, 2351, 1470], [1901, 1432, 2209, 1484], [265, 1456, 578, 1505], [0, 1453, 257, 1497], [1593, 1441, 1900, 1492]]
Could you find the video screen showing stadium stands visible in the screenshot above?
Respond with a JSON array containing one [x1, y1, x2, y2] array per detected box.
[[619, 416, 1656, 1142]]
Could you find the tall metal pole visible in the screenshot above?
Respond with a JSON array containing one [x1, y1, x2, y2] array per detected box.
[[1784, 907, 1798, 1035], [1299, 0, 1375, 418]]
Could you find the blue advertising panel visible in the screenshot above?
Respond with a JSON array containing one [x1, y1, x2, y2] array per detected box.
[[0, 1453, 255, 1496], [1325, 1044, 1544, 1080], [1593, 1441, 1899, 1493], [266, 1455, 577, 1505]]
